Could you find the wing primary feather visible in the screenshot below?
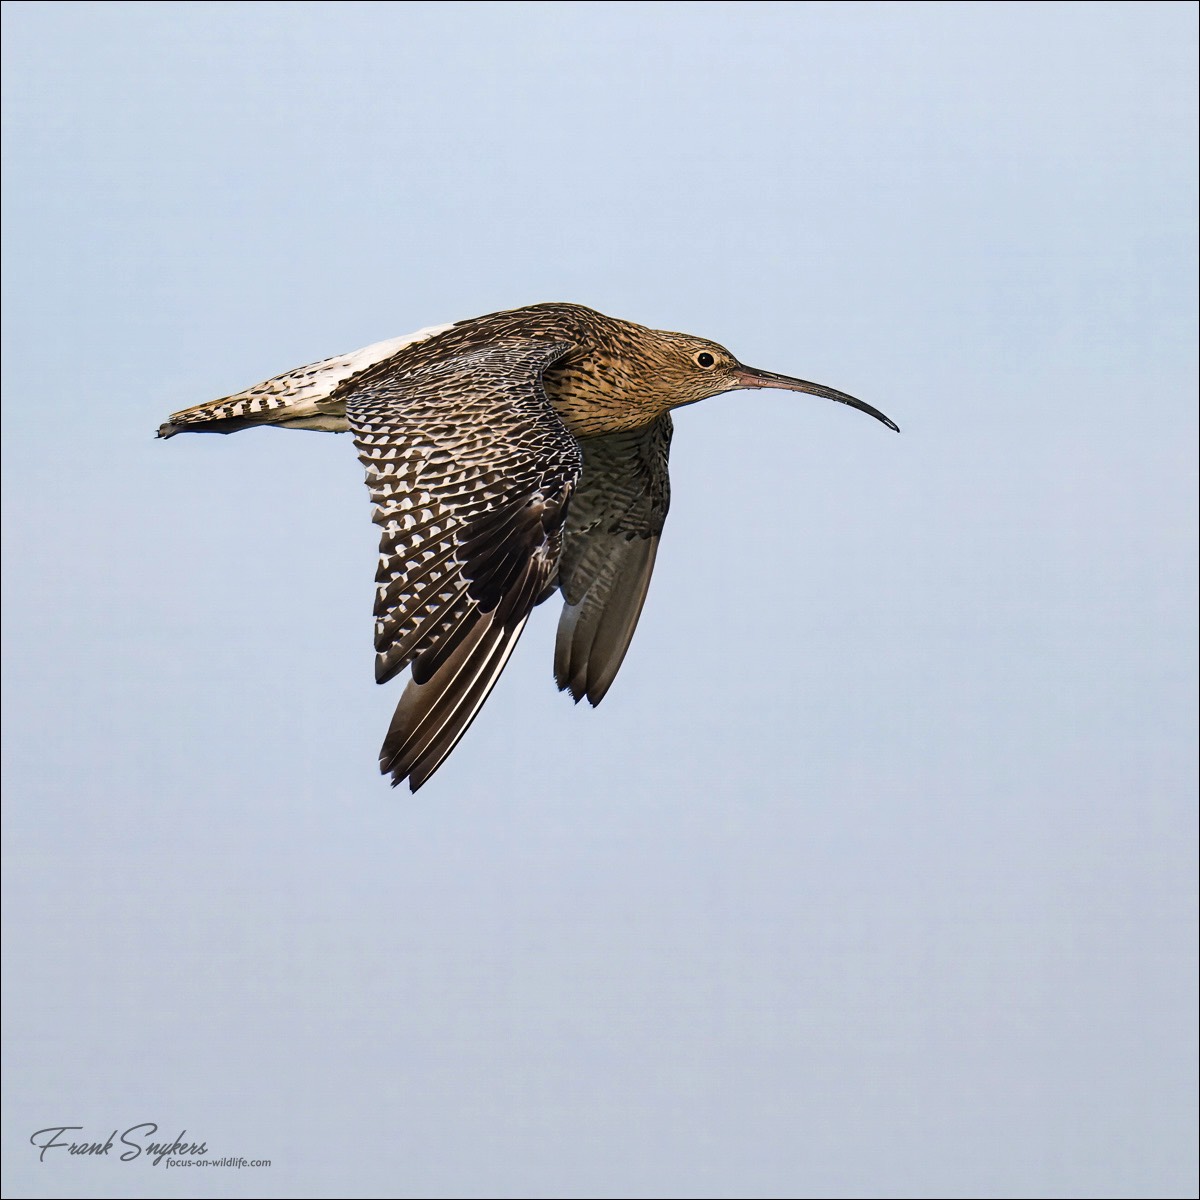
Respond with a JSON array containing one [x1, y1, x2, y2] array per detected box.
[[552, 416, 672, 708], [381, 619, 495, 782], [380, 611, 529, 790], [406, 622, 527, 789], [558, 536, 659, 705], [408, 597, 483, 685], [492, 551, 546, 626], [376, 580, 471, 683]]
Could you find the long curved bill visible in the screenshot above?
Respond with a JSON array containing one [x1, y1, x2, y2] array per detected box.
[[734, 365, 899, 432]]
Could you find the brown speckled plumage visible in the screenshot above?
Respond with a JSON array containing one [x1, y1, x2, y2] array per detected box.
[[159, 302, 898, 790]]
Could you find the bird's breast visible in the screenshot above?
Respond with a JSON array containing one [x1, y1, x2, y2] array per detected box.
[[542, 360, 670, 438]]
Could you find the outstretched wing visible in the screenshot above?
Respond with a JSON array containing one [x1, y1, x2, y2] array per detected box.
[[346, 339, 583, 791], [554, 414, 673, 705]]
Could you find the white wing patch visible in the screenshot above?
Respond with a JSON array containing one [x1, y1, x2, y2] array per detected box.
[[159, 322, 455, 436], [275, 323, 456, 411]]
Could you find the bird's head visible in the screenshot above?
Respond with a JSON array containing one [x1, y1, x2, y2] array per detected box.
[[522, 305, 899, 436], [652, 330, 899, 432]]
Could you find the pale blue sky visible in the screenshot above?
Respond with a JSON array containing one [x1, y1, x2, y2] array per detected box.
[[2, 3, 1197, 1197]]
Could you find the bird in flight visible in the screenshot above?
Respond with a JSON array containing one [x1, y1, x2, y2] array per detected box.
[[159, 302, 898, 790]]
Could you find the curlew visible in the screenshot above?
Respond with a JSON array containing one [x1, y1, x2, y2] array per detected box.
[[159, 302, 898, 790]]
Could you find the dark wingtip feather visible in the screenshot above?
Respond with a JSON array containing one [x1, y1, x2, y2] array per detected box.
[[378, 608, 531, 791], [553, 536, 658, 711]]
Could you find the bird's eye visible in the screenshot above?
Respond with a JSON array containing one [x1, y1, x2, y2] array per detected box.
[[695, 352, 716, 368]]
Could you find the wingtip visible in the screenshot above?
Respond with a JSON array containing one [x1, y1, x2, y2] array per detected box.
[[556, 655, 619, 708], [383, 761, 422, 792]]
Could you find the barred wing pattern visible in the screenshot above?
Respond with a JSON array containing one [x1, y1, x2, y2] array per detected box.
[[554, 414, 673, 705], [346, 339, 582, 790]]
